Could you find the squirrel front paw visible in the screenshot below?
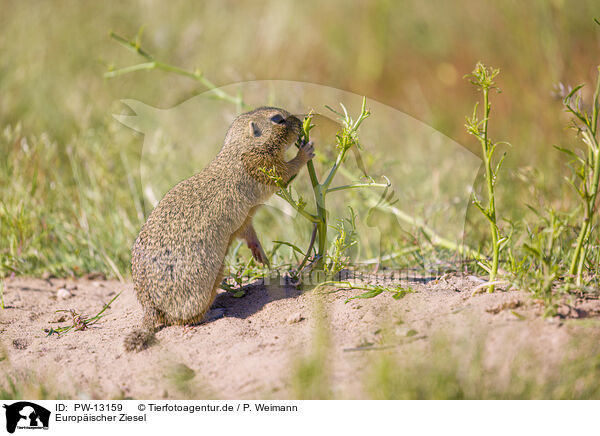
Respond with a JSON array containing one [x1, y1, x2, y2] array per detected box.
[[298, 140, 315, 164]]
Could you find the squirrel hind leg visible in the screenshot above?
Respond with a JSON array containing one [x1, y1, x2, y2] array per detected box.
[[123, 306, 161, 352]]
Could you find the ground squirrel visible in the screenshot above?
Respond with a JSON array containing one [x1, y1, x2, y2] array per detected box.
[[124, 107, 315, 351]]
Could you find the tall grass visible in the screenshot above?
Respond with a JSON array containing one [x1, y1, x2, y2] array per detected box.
[[0, 123, 143, 278]]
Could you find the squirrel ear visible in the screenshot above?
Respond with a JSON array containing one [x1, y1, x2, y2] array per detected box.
[[248, 121, 261, 137]]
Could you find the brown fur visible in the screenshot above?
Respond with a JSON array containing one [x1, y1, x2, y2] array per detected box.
[[124, 107, 315, 351]]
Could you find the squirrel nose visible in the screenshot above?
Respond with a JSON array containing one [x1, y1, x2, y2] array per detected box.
[[288, 115, 302, 128]]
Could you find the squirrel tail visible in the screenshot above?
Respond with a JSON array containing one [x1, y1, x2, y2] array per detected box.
[[124, 308, 158, 352]]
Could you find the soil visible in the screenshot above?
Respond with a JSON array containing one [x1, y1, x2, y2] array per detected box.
[[1, 274, 599, 399]]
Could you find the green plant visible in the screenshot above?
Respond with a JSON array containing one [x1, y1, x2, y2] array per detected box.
[[44, 292, 120, 336], [264, 100, 390, 276], [220, 249, 267, 297], [325, 207, 358, 275], [515, 207, 570, 315], [315, 280, 415, 302], [558, 67, 600, 285], [465, 63, 508, 292]]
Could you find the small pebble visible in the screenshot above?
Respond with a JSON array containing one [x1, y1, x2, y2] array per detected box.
[[287, 313, 304, 324], [467, 275, 486, 284], [56, 288, 73, 300], [85, 272, 106, 281]]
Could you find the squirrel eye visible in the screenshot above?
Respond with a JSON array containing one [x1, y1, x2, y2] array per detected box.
[[270, 114, 286, 125]]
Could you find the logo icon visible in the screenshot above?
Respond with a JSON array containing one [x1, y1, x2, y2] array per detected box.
[[2, 402, 50, 433]]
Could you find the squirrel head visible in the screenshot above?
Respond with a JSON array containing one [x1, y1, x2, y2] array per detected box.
[[224, 106, 302, 156]]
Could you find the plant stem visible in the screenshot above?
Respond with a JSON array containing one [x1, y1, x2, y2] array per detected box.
[[568, 71, 600, 285], [466, 63, 503, 292], [326, 180, 390, 193], [106, 32, 247, 109], [481, 87, 500, 292], [570, 140, 600, 284], [296, 223, 318, 273], [297, 113, 328, 270]]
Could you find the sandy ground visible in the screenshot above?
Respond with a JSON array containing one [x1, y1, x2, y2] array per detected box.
[[1, 273, 599, 399]]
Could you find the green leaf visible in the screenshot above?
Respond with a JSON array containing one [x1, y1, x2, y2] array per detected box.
[[511, 310, 526, 320], [523, 243, 543, 260], [324, 104, 343, 118], [392, 288, 415, 300], [345, 288, 383, 303], [493, 151, 507, 182], [564, 84, 585, 103], [554, 145, 585, 164], [273, 240, 305, 255], [498, 236, 511, 252]]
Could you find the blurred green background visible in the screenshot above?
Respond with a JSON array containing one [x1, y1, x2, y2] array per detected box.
[[1, 0, 599, 277]]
